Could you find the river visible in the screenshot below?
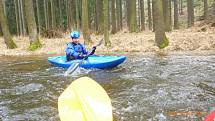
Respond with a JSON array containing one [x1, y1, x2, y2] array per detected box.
[[0, 52, 215, 121]]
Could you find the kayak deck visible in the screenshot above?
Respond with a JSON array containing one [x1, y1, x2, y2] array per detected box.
[[58, 77, 113, 121]]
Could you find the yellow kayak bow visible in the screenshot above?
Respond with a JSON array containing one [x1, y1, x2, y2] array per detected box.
[[58, 77, 113, 121]]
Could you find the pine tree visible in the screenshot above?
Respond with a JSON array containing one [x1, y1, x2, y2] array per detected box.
[[103, 0, 111, 47], [152, 0, 169, 49], [24, 0, 41, 51], [82, 0, 91, 43], [0, 0, 17, 49]]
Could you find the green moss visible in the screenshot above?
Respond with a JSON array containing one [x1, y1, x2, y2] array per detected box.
[[159, 35, 169, 49], [8, 38, 17, 49], [28, 40, 42, 51]]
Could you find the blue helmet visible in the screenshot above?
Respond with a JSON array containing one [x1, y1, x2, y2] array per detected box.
[[70, 31, 80, 39]]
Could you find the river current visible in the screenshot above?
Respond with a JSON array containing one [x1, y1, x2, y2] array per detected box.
[[0, 52, 215, 121]]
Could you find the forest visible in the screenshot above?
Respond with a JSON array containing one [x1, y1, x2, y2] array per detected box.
[[0, 0, 215, 55]]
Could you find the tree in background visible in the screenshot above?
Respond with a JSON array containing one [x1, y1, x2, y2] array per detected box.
[[14, 0, 19, 35], [44, 0, 48, 29], [163, 0, 172, 32], [24, 0, 41, 51], [204, 0, 208, 20], [147, 0, 152, 30], [116, 0, 122, 31], [67, 0, 76, 30], [111, 0, 117, 34], [179, 0, 184, 15], [140, 0, 145, 31], [36, 0, 41, 33], [50, 0, 56, 29], [127, 0, 137, 32], [82, 0, 91, 44], [0, 0, 17, 49], [16, 0, 26, 36], [152, 0, 169, 49], [103, 0, 111, 47], [174, 0, 179, 29], [95, 0, 104, 34], [187, 0, 194, 27], [75, 0, 81, 30]]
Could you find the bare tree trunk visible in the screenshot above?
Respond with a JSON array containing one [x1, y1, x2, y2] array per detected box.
[[119, 0, 123, 30], [66, 0, 70, 30], [50, 0, 56, 29], [24, 0, 41, 50], [124, 0, 128, 29], [152, 0, 169, 49], [204, 0, 208, 20], [82, 0, 91, 43], [116, 0, 120, 31], [126, 0, 130, 29], [147, 0, 152, 30], [128, 0, 137, 32], [75, 0, 80, 30], [163, 0, 172, 31], [20, 0, 26, 36], [18, 0, 23, 35], [44, 0, 48, 29], [36, 0, 41, 33], [47, 0, 51, 29], [174, 0, 179, 29], [0, 0, 17, 49], [14, 0, 20, 35], [187, 0, 194, 27], [179, 0, 184, 15], [66, 0, 76, 30], [111, 0, 117, 34], [17, 0, 26, 36], [58, 0, 62, 27], [152, 0, 155, 31], [3, 0, 6, 15], [95, 0, 104, 34], [140, 0, 145, 31], [103, 0, 111, 47]]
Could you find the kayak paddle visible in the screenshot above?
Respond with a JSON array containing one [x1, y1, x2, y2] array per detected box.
[[58, 77, 113, 121], [64, 38, 103, 76]]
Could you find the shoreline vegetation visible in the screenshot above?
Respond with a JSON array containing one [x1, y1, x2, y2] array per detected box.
[[0, 25, 215, 56], [0, 0, 214, 57]]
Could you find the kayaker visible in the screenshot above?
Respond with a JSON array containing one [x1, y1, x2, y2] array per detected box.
[[65, 31, 96, 61]]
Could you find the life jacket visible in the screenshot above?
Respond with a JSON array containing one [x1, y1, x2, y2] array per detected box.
[[65, 42, 88, 61]]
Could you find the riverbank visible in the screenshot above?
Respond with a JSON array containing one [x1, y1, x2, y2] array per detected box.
[[0, 26, 215, 56]]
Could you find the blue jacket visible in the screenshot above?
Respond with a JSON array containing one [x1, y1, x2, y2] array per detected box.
[[65, 42, 89, 60]]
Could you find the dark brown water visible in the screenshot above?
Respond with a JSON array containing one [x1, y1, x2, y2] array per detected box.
[[0, 53, 215, 121]]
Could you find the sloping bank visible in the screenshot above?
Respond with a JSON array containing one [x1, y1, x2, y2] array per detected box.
[[0, 29, 215, 56]]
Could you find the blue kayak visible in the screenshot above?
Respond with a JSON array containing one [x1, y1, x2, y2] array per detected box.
[[48, 55, 126, 69]]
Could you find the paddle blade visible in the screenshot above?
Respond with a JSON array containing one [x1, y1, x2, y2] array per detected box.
[[58, 77, 113, 121], [64, 62, 80, 76]]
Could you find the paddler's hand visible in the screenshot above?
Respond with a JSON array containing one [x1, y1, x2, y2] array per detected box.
[[90, 46, 96, 55], [92, 46, 97, 50]]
